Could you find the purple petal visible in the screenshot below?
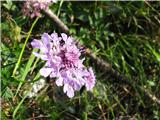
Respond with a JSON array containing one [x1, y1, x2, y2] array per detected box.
[[42, 33, 50, 43], [66, 86, 74, 98], [51, 56, 61, 64], [30, 13, 35, 18], [50, 68, 58, 78], [63, 84, 74, 98], [51, 32, 58, 41], [40, 46, 48, 53], [42, 33, 51, 49], [31, 39, 42, 48], [55, 77, 63, 86], [32, 52, 48, 60], [88, 67, 96, 81], [73, 82, 81, 91], [63, 84, 68, 93], [61, 33, 67, 41], [40, 68, 52, 77], [66, 36, 73, 45], [85, 67, 96, 91]]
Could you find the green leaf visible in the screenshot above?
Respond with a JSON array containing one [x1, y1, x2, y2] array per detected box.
[[2, 87, 13, 98], [147, 80, 155, 87], [3, 0, 12, 10]]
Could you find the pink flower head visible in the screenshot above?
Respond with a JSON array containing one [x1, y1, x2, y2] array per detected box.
[[31, 33, 96, 98], [23, 0, 56, 18]]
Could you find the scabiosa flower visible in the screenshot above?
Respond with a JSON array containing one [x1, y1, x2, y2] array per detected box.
[[23, 0, 56, 18], [31, 33, 96, 98]]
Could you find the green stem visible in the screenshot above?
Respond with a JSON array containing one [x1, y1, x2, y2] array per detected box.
[[12, 73, 40, 118], [12, 17, 39, 77], [57, 0, 64, 17], [14, 48, 38, 97], [13, 86, 33, 118]]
